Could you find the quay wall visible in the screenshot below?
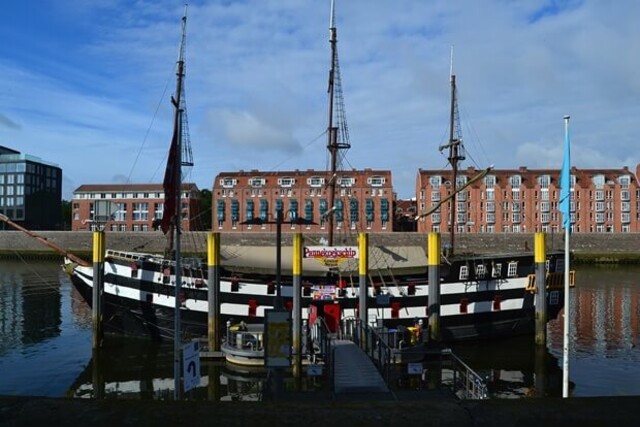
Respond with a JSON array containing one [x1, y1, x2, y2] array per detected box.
[[0, 231, 639, 263], [2, 395, 640, 427]]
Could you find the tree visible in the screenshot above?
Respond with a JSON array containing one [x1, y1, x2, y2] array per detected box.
[[197, 188, 212, 230], [61, 200, 72, 230]]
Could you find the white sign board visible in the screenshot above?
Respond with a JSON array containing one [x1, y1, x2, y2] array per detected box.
[[183, 341, 201, 393]]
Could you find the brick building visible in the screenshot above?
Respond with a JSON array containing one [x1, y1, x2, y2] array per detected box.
[[71, 183, 201, 231], [0, 145, 62, 230], [416, 164, 640, 234], [212, 169, 394, 234]]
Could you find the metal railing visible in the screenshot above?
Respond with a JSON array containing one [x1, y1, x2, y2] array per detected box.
[[342, 317, 392, 383], [441, 348, 488, 399]]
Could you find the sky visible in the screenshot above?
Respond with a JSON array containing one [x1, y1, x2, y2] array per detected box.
[[1, 0, 639, 201]]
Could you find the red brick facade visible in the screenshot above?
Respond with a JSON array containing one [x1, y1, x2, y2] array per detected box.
[[212, 169, 394, 233], [416, 164, 640, 234], [71, 183, 201, 232]]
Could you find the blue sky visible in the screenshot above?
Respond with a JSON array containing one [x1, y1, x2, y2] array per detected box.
[[2, 0, 639, 200]]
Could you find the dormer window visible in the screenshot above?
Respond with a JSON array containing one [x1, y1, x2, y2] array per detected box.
[[249, 177, 265, 188], [430, 175, 442, 190], [537, 175, 551, 189], [220, 178, 237, 188], [338, 176, 355, 187], [367, 176, 385, 187], [278, 177, 295, 187], [307, 176, 325, 187], [483, 175, 496, 189]]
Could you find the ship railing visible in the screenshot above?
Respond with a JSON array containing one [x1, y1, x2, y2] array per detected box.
[[440, 348, 488, 399], [224, 323, 265, 353]]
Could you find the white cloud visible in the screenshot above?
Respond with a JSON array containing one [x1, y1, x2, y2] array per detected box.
[[1, 0, 639, 200]]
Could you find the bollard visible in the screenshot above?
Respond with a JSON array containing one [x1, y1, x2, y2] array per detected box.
[[207, 232, 221, 352], [292, 233, 303, 384], [428, 232, 441, 341], [534, 232, 547, 346], [358, 232, 369, 348], [92, 230, 105, 350]]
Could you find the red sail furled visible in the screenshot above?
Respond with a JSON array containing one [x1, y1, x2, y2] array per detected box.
[[161, 125, 179, 234]]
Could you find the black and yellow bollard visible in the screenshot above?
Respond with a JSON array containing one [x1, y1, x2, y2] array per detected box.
[[358, 232, 369, 348], [534, 232, 547, 346], [92, 230, 105, 350], [428, 232, 441, 341], [292, 233, 303, 385], [207, 232, 221, 353]]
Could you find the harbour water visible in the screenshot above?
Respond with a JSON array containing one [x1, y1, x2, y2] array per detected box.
[[1, 260, 639, 399]]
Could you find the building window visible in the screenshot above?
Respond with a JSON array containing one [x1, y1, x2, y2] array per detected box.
[[217, 200, 225, 227], [115, 203, 127, 221], [349, 198, 358, 230], [368, 176, 385, 187], [132, 203, 149, 221], [380, 198, 389, 229], [537, 175, 550, 189], [221, 177, 237, 188], [278, 177, 295, 187], [430, 175, 442, 190], [365, 198, 374, 229], [337, 177, 355, 187], [304, 199, 313, 228], [319, 199, 327, 228], [154, 203, 163, 220], [307, 176, 324, 187], [484, 175, 496, 189]]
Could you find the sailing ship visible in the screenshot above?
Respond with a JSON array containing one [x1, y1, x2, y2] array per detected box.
[[58, 1, 571, 343]]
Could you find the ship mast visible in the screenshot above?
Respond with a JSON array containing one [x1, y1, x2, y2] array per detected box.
[[167, 6, 190, 401], [439, 48, 465, 256], [326, 0, 350, 247]]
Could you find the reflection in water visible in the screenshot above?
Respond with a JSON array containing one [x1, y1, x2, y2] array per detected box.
[[449, 336, 564, 398], [546, 265, 640, 396], [66, 340, 271, 401], [0, 261, 62, 355], [1, 261, 640, 398]]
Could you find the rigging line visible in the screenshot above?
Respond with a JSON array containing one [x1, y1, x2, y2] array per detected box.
[[458, 97, 491, 169], [127, 64, 175, 184]]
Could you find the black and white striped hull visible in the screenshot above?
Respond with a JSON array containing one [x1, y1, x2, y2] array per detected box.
[[65, 250, 565, 342]]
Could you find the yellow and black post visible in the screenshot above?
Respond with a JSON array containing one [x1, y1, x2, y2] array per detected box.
[[428, 232, 441, 341], [358, 232, 369, 348], [92, 230, 105, 350], [534, 232, 547, 346], [292, 233, 303, 383], [207, 232, 221, 352]]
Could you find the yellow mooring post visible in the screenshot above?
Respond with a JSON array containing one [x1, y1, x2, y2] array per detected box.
[[428, 232, 441, 341], [534, 232, 547, 346], [292, 233, 303, 384], [207, 232, 221, 352], [92, 230, 105, 350], [358, 232, 369, 348]]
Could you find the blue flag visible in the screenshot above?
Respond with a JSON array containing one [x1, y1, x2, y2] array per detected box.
[[559, 117, 571, 230]]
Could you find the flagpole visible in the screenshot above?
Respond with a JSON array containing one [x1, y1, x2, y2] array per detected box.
[[562, 115, 571, 398]]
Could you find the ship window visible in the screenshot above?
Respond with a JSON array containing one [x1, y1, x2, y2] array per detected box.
[[507, 262, 518, 278], [475, 264, 486, 279], [459, 265, 469, 281], [492, 263, 502, 278]]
